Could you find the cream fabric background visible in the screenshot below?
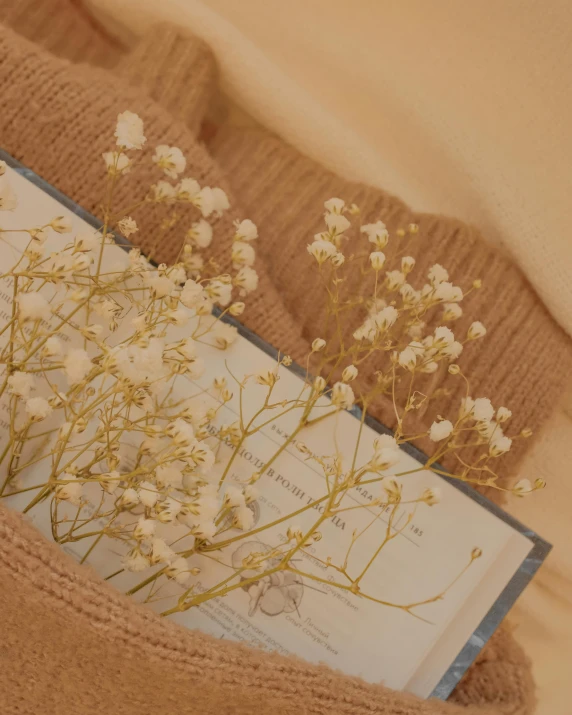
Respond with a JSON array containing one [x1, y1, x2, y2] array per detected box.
[[89, 1, 572, 711]]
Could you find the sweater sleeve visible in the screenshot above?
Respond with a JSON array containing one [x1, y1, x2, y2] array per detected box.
[[117, 23, 217, 137]]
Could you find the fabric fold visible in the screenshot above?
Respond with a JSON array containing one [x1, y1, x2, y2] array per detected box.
[[117, 23, 217, 136], [0, 504, 533, 715]]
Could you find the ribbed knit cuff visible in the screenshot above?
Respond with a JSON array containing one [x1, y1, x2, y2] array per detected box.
[[118, 23, 217, 137], [0, 0, 123, 67], [209, 126, 572, 490]]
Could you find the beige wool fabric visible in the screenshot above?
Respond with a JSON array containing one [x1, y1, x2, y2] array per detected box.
[[0, 1, 568, 713]]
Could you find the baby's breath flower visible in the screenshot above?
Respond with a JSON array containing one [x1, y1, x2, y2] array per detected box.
[[156, 497, 182, 523], [152, 145, 186, 179], [324, 198, 345, 214], [138, 480, 159, 508], [400, 283, 421, 306], [64, 349, 93, 385], [496, 406, 512, 423], [361, 221, 389, 249], [150, 538, 175, 565], [489, 434, 512, 457], [7, 371, 35, 398], [381, 477, 402, 502], [210, 321, 238, 350], [102, 151, 131, 175], [167, 265, 187, 285], [256, 368, 279, 387], [312, 338, 326, 352], [225, 486, 245, 508], [166, 556, 191, 584], [117, 217, 138, 237], [286, 525, 304, 542], [331, 382, 355, 410], [42, 336, 63, 357], [472, 397, 494, 422], [432, 326, 455, 349], [443, 341, 463, 360], [513, 479, 533, 496], [100, 471, 121, 495], [429, 419, 454, 441], [115, 110, 146, 150], [180, 279, 205, 309], [229, 302, 245, 316], [307, 239, 337, 264], [377, 305, 399, 329], [385, 270, 406, 291], [314, 376, 326, 392], [369, 445, 400, 470], [156, 465, 184, 489], [467, 321, 487, 340], [50, 216, 73, 234], [119, 487, 140, 508], [428, 264, 449, 285], [18, 292, 51, 322], [206, 279, 232, 307], [434, 282, 463, 303], [401, 256, 415, 274], [342, 365, 358, 382], [149, 275, 175, 299], [325, 212, 351, 234], [151, 181, 176, 202], [124, 549, 149, 572], [398, 346, 417, 371], [134, 517, 156, 540], [25, 397, 52, 422], [442, 303, 463, 321], [192, 520, 217, 540], [187, 219, 213, 248], [55, 474, 82, 505], [212, 187, 230, 214], [73, 231, 99, 252], [234, 219, 258, 242], [331, 252, 345, 267], [232, 241, 256, 268], [421, 487, 441, 506], [165, 309, 189, 326], [419, 360, 438, 374], [369, 251, 386, 271], [234, 266, 258, 294], [234, 505, 255, 530], [189, 442, 215, 474]]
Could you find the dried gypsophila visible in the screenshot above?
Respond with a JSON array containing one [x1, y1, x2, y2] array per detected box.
[[0, 118, 542, 626]]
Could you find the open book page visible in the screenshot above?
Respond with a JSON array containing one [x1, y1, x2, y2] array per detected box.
[[0, 163, 534, 698]]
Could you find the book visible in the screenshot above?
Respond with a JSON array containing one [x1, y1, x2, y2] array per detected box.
[[0, 151, 550, 700]]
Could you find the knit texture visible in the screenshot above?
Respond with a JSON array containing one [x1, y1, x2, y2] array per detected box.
[[0, 4, 567, 714], [0, 0, 123, 66], [0, 503, 534, 715]]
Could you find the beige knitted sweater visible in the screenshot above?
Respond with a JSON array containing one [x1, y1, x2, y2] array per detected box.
[[0, 1, 569, 713]]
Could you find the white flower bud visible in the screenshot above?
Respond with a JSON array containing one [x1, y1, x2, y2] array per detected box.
[[313, 376, 326, 392], [229, 302, 245, 316], [342, 365, 358, 382], [429, 420, 454, 442], [312, 338, 326, 352], [50, 216, 73, 233], [467, 321, 487, 340], [401, 256, 415, 274], [369, 251, 386, 271], [331, 382, 355, 410]]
